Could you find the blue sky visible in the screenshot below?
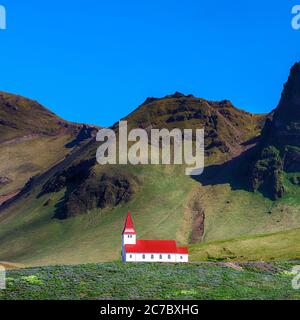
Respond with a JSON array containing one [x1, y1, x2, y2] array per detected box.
[[0, 1, 299, 126]]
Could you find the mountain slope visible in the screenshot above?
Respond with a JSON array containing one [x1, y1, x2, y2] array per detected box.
[[0, 91, 67, 143], [0, 91, 97, 202]]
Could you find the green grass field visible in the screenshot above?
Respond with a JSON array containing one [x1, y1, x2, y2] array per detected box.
[[0, 261, 299, 300], [189, 227, 300, 262], [0, 165, 196, 266]]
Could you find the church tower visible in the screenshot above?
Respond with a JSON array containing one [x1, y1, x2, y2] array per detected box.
[[122, 212, 136, 261], [122, 212, 136, 245]]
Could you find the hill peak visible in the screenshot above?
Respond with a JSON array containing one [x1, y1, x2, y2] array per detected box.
[[275, 62, 300, 120], [143, 92, 194, 105]]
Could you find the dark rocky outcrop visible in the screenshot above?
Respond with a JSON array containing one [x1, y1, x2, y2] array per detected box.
[[251, 146, 284, 200], [58, 172, 140, 219], [41, 158, 140, 220], [262, 63, 300, 147], [41, 158, 95, 195], [249, 62, 300, 200], [283, 146, 300, 172]]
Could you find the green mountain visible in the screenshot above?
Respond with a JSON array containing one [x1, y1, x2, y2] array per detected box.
[[1, 63, 300, 267]]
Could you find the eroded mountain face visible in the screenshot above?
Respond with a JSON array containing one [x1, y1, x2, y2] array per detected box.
[[250, 62, 300, 199], [263, 63, 300, 147], [40, 158, 140, 219]]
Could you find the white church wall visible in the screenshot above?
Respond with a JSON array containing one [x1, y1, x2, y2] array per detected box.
[[122, 234, 136, 245], [125, 253, 189, 263], [125, 253, 136, 262], [126, 253, 177, 263], [176, 254, 189, 263]]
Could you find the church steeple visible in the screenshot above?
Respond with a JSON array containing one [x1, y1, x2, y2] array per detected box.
[[122, 212, 136, 235], [122, 212, 136, 248]]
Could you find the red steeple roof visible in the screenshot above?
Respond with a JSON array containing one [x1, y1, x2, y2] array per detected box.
[[123, 212, 136, 234]]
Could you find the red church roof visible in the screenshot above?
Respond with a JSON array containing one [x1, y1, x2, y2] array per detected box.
[[122, 212, 188, 255], [176, 247, 189, 254], [125, 240, 188, 254], [122, 212, 136, 234]]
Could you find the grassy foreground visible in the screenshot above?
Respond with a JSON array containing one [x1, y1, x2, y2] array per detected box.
[[0, 262, 299, 300]]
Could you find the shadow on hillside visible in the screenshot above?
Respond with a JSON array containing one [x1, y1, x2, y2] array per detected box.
[[52, 193, 69, 220], [192, 148, 255, 193], [65, 126, 96, 149], [241, 135, 260, 147], [193, 145, 279, 201]]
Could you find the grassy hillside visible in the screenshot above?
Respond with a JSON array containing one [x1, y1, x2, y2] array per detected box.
[[0, 134, 74, 196], [1, 90, 300, 267], [0, 164, 197, 266], [190, 227, 300, 262], [2, 132, 300, 266], [1, 157, 300, 267], [0, 261, 299, 300], [193, 166, 300, 243]]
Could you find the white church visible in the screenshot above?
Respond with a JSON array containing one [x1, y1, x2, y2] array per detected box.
[[122, 212, 189, 263]]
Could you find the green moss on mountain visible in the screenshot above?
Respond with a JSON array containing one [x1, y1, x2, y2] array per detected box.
[[251, 146, 284, 200]]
